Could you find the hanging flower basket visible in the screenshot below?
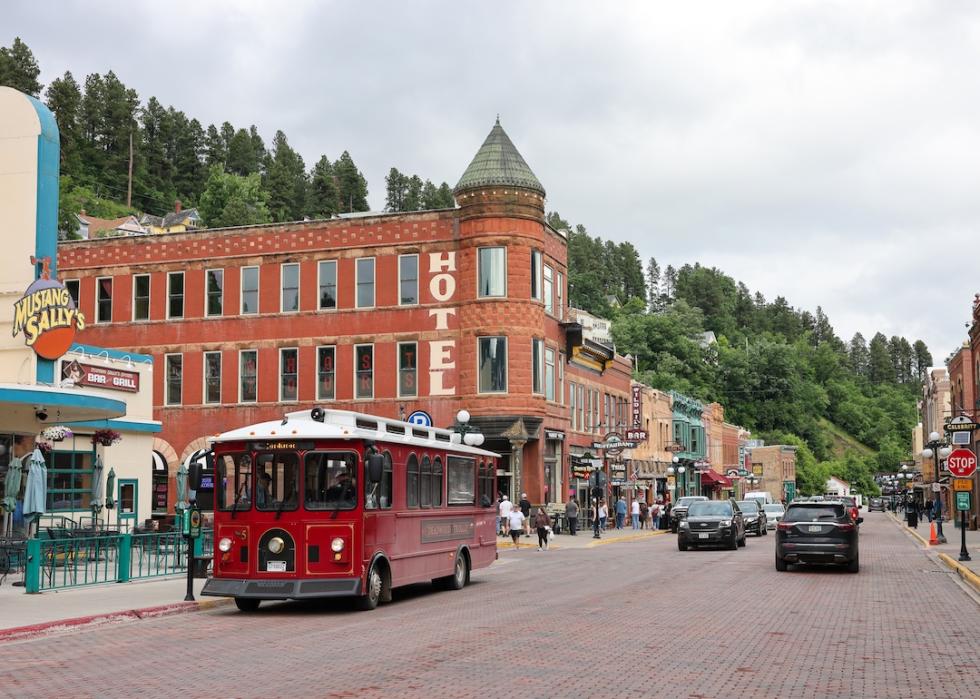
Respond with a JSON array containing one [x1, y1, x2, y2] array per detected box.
[[92, 429, 122, 447], [41, 425, 73, 442]]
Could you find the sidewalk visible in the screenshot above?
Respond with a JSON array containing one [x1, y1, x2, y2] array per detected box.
[[887, 511, 980, 595], [497, 525, 667, 550], [0, 576, 229, 642]]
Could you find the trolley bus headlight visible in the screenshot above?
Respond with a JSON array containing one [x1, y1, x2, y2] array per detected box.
[[218, 537, 232, 552], [268, 537, 285, 554], [331, 537, 345, 553]]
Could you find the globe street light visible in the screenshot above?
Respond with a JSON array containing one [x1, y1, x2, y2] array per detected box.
[[452, 409, 485, 447], [921, 432, 950, 543]]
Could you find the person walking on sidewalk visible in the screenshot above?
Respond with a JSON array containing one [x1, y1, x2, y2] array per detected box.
[[519, 493, 532, 538], [565, 497, 579, 535], [639, 501, 649, 529], [499, 495, 513, 536], [615, 497, 627, 529], [631, 498, 641, 529], [534, 507, 551, 550], [508, 507, 526, 549], [599, 500, 608, 530]]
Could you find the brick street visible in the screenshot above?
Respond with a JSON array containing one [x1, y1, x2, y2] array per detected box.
[[1, 513, 978, 699]]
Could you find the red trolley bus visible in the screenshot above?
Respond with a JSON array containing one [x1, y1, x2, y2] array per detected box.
[[200, 407, 498, 611]]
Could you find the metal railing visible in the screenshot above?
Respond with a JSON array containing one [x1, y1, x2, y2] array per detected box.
[[22, 529, 212, 593]]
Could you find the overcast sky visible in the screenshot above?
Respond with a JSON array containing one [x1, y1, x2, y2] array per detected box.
[[4, 0, 979, 362]]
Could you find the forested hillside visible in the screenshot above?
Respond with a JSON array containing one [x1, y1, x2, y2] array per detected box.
[[553, 212, 928, 496]]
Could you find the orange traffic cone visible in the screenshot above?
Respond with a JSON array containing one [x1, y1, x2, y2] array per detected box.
[[929, 521, 939, 546]]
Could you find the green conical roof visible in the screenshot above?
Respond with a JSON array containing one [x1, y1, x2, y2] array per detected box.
[[454, 118, 545, 196]]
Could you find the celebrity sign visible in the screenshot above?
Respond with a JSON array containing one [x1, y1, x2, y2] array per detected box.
[[61, 360, 139, 393], [12, 257, 85, 360]]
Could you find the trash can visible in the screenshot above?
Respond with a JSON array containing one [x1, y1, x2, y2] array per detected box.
[[906, 510, 918, 528]]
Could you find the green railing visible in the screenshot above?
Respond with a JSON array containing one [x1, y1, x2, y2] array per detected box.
[[23, 529, 212, 593]]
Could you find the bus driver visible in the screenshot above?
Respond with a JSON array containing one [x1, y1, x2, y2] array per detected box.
[[324, 468, 355, 504]]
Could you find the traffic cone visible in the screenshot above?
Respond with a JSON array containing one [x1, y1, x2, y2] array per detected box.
[[929, 521, 939, 546]]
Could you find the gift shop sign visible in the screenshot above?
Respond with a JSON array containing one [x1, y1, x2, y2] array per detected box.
[[12, 257, 85, 360], [62, 360, 139, 393]]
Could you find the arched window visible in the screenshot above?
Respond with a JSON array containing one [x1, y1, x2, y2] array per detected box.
[[421, 455, 432, 508], [431, 457, 443, 507], [406, 454, 419, 508]]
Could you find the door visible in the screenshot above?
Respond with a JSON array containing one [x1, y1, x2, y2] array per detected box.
[[118, 479, 138, 528]]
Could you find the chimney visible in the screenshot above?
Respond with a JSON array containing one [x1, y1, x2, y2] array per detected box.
[[174, 199, 182, 213]]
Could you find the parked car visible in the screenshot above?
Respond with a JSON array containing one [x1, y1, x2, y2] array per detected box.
[[677, 499, 746, 550], [763, 503, 785, 529], [829, 496, 861, 523], [736, 500, 767, 536], [670, 496, 708, 533], [867, 497, 885, 512], [775, 501, 862, 573]]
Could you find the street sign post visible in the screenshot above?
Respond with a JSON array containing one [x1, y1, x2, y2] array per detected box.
[[946, 449, 977, 478], [953, 478, 974, 492], [956, 491, 971, 512]]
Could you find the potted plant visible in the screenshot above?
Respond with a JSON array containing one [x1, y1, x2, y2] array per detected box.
[[40, 425, 73, 442], [91, 429, 122, 447]]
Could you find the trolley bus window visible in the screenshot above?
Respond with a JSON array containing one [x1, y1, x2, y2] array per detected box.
[[304, 452, 358, 510], [447, 455, 475, 505], [254, 451, 299, 511], [217, 453, 250, 511], [432, 457, 443, 507], [365, 451, 392, 510]]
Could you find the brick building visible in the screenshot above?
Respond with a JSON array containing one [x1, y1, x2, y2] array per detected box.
[[58, 120, 632, 511]]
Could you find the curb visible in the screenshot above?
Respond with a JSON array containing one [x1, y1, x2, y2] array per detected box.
[[888, 512, 931, 548], [0, 597, 232, 644], [937, 553, 980, 596]]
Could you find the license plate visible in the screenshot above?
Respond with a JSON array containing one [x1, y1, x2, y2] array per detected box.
[[808, 525, 822, 533], [698, 533, 709, 539], [266, 560, 287, 572]]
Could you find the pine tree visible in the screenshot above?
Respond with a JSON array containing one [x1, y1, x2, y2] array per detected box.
[[646, 257, 660, 311], [384, 167, 406, 211], [436, 182, 455, 208], [404, 175, 423, 211], [420, 180, 440, 209], [45, 72, 83, 175], [848, 333, 869, 377], [204, 124, 226, 167], [265, 130, 308, 221], [226, 128, 259, 176], [868, 332, 894, 384], [0, 37, 42, 97], [662, 265, 677, 303], [308, 155, 340, 218], [334, 151, 369, 212], [913, 340, 932, 382]]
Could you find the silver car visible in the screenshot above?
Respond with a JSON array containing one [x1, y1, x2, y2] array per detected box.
[[764, 503, 785, 529]]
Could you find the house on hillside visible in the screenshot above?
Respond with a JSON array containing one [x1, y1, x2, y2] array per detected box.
[[825, 476, 851, 497], [140, 200, 203, 234], [75, 211, 145, 239]]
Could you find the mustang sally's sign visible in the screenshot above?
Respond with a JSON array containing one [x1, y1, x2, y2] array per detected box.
[[12, 257, 85, 360]]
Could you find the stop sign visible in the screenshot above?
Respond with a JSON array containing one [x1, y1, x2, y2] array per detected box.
[[946, 449, 977, 478]]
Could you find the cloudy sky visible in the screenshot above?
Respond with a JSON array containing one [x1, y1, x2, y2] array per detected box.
[[4, 0, 979, 361]]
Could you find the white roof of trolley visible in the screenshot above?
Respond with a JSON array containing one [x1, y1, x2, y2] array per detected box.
[[210, 407, 500, 458]]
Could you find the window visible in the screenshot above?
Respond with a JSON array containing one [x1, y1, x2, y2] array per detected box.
[[165, 354, 182, 406], [217, 453, 249, 511], [356, 257, 375, 308], [281, 263, 299, 313], [65, 279, 80, 308], [280, 348, 298, 402], [398, 342, 418, 398], [406, 454, 420, 508], [544, 264, 554, 314], [592, 389, 599, 434], [556, 271, 564, 320], [421, 456, 432, 508], [304, 451, 357, 510], [96, 277, 112, 323], [240, 350, 257, 403], [432, 457, 443, 507], [167, 272, 184, 319], [241, 266, 259, 315], [569, 381, 577, 431], [318, 260, 337, 310], [355, 344, 373, 398], [545, 348, 556, 401], [478, 247, 506, 297], [577, 384, 585, 432], [478, 337, 507, 393], [559, 352, 565, 405], [447, 455, 475, 505], [206, 269, 223, 317], [532, 339, 544, 394], [366, 451, 393, 510], [46, 450, 93, 512], [531, 250, 542, 300], [133, 274, 150, 321], [399, 254, 418, 305], [317, 346, 336, 400], [204, 351, 221, 404], [254, 451, 299, 512], [477, 462, 495, 508]]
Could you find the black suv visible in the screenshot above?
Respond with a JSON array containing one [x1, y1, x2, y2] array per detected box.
[[736, 500, 767, 536], [677, 499, 746, 550], [775, 502, 862, 573], [669, 496, 708, 533]]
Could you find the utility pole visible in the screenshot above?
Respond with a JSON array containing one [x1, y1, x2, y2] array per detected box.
[[127, 127, 133, 209]]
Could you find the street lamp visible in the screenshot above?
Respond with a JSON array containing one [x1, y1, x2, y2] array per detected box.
[[452, 409, 485, 447], [677, 465, 687, 498], [921, 431, 951, 544]]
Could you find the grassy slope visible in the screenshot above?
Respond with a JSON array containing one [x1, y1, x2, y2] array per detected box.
[[819, 417, 874, 458]]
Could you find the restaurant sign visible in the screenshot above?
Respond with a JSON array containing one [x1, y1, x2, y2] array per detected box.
[[62, 360, 140, 393], [12, 258, 85, 360]]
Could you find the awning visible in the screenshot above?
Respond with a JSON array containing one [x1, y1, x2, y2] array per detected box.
[[700, 470, 733, 488]]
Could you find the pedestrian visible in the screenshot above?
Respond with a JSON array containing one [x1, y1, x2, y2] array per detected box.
[[508, 506, 526, 549], [663, 502, 672, 530], [519, 492, 532, 538], [565, 497, 579, 535], [631, 498, 640, 529], [639, 501, 649, 530], [499, 494, 513, 536], [599, 500, 608, 530], [615, 496, 627, 529], [534, 507, 551, 551], [495, 493, 503, 536]]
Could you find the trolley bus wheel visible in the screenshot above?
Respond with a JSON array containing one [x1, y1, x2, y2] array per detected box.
[[437, 552, 469, 591], [356, 564, 383, 611], [235, 597, 260, 612]]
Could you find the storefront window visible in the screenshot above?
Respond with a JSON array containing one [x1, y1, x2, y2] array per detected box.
[[46, 450, 93, 512]]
